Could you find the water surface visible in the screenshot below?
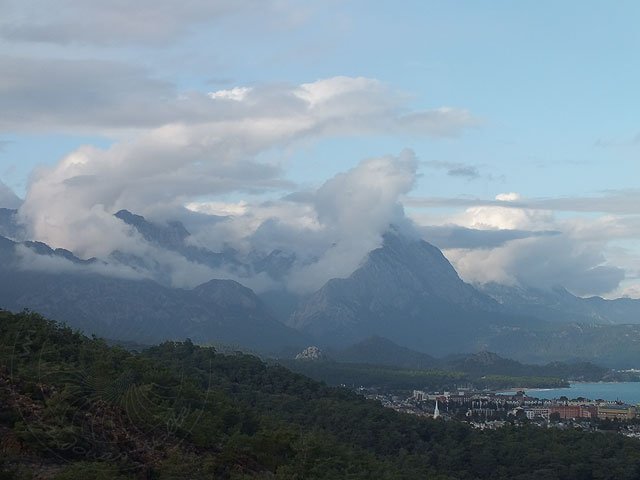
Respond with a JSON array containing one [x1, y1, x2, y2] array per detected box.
[[499, 382, 640, 404]]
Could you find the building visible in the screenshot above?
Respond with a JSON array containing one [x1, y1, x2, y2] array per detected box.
[[524, 407, 550, 420], [598, 405, 637, 420], [549, 405, 591, 420]]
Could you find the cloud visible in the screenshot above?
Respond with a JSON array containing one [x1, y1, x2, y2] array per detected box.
[[15, 243, 147, 281], [495, 192, 520, 202], [446, 235, 625, 297], [0, 180, 22, 208], [423, 160, 482, 180], [186, 150, 419, 293], [447, 166, 480, 179], [406, 189, 640, 215], [13, 149, 419, 294], [17, 76, 475, 259], [419, 196, 635, 297], [285, 150, 418, 292], [0, 56, 178, 132], [419, 225, 559, 250], [448, 204, 554, 231], [0, 63, 480, 137], [0, 0, 286, 46], [621, 284, 640, 299]]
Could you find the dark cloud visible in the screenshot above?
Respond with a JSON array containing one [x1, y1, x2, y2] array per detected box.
[[0, 0, 277, 46], [421, 225, 559, 250], [423, 160, 483, 180], [447, 166, 480, 179], [406, 190, 640, 215], [0, 56, 181, 131]]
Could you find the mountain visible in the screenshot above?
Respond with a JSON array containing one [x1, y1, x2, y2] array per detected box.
[[5, 207, 640, 365], [289, 230, 510, 352], [288, 230, 640, 366], [443, 351, 607, 381], [0, 235, 306, 352], [0, 208, 24, 240], [114, 209, 242, 271], [324, 337, 606, 382], [480, 282, 640, 325], [332, 336, 438, 369]]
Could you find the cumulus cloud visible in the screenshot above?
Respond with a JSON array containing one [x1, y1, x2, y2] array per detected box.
[[446, 235, 625, 297], [621, 284, 640, 299], [186, 151, 419, 293], [418, 194, 634, 297], [13, 149, 418, 294], [495, 192, 521, 202], [287, 150, 418, 292], [448, 204, 554, 231], [17, 76, 475, 259]]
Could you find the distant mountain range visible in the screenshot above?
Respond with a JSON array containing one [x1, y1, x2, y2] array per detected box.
[[0, 235, 306, 352], [1, 208, 640, 366], [480, 282, 640, 325], [291, 336, 609, 384]]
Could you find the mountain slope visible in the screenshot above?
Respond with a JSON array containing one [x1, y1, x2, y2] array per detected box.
[[480, 282, 640, 325], [332, 336, 438, 369], [0, 235, 305, 352], [115, 209, 241, 270], [0, 208, 24, 240], [289, 230, 640, 365], [290, 230, 505, 352]]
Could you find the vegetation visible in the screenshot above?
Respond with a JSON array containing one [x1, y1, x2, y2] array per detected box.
[[279, 360, 570, 391], [277, 360, 469, 390], [2, 309, 640, 479]]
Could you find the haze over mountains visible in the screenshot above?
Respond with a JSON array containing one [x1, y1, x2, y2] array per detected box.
[[1, 205, 640, 366]]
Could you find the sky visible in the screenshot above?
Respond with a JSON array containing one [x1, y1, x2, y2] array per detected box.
[[0, 0, 639, 298]]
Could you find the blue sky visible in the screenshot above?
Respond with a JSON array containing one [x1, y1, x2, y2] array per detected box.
[[0, 1, 639, 297]]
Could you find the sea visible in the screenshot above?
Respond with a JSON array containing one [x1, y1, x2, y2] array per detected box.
[[498, 382, 640, 404]]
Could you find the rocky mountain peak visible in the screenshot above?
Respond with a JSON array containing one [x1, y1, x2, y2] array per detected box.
[[295, 346, 327, 361], [115, 209, 190, 249]]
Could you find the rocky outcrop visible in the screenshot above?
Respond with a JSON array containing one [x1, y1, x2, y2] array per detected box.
[[295, 346, 326, 361]]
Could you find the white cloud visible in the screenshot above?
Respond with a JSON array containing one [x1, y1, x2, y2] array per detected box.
[[208, 87, 253, 102], [425, 195, 633, 297], [286, 150, 418, 292], [181, 151, 419, 293], [621, 284, 640, 299], [448, 204, 553, 231], [495, 192, 521, 202], [17, 77, 475, 259]]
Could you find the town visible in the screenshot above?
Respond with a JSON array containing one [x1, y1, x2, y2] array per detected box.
[[360, 387, 640, 438]]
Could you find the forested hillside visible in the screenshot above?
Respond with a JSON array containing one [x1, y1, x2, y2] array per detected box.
[[2, 310, 640, 479]]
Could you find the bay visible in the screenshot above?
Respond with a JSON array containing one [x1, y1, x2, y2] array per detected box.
[[499, 382, 640, 404]]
